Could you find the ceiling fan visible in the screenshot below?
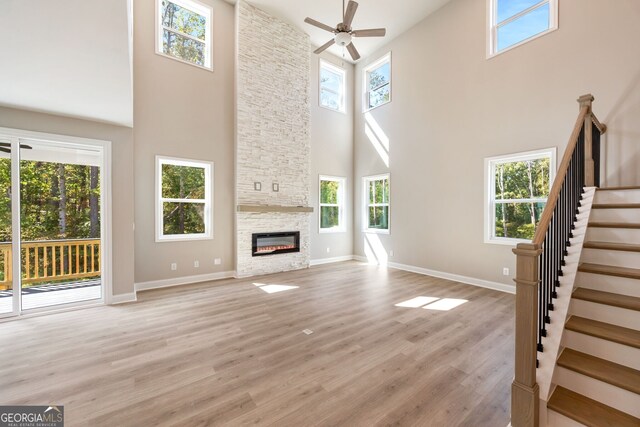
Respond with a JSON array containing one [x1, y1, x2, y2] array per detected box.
[[304, 0, 386, 61], [0, 142, 32, 154]]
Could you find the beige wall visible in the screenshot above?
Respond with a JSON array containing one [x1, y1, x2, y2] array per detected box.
[[0, 106, 135, 296], [353, 0, 640, 285], [309, 52, 355, 261], [133, 0, 236, 283]]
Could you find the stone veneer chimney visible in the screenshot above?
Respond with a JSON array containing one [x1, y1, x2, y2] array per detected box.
[[235, 0, 311, 277]]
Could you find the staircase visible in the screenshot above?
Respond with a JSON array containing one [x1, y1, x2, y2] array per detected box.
[[546, 187, 640, 426]]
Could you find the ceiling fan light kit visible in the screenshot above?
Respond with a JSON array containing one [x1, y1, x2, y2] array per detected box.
[[304, 0, 387, 61]]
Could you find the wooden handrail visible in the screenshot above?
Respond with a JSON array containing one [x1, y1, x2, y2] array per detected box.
[[532, 106, 589, 245], [591, 113, 607, 134], [0, 239, 100, 290]]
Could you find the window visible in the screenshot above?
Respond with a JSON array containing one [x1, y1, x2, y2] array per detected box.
[[485, 148, 556, 244], [319, 176, 346, 232], [364, 174, 390, 233], [319, 60, 346, 113], [364, 53, 391, 111], [156, 0, 212, 69], [488, 0, 558, 56], [156, 156, 213, 241]]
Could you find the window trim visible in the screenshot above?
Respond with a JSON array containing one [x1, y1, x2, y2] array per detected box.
[[363, 173, 390, 234], [487, 0, 558, 58], [319, 60, 347, 114], [155, 155, 214, 242], [363, 52, 392, 112], [155, 0, 214, 71], [484, 148, 556, 245], [319, 175, 347, 233]]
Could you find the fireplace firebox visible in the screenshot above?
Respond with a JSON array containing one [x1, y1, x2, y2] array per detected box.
[[252, 231, 300, 256]]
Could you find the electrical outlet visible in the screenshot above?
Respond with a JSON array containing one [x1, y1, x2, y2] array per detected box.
[[503, 267, 509, 276], [214, 258, 221, 265], [194, 260, 199, 268], [171, 263, 177, 271], [326, 247, 330, 253], [389, 250, 394, 257]]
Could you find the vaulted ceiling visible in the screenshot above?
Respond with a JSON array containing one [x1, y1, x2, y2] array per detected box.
[[236, 0, 452, 61]]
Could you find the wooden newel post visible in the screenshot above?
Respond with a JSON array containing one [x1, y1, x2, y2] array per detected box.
[[511, 242, 543, 427], [578, 94, 594, 187]]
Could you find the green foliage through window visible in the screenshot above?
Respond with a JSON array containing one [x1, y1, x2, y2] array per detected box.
[[366, 56, 391, 109], [160, 0, 209, 67], [320, 178, 343, 230], [366, 176, 389, 231], [492, 156, 551, 240]]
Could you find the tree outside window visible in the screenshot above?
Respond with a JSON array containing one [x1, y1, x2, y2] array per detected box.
[[364, 174, 390, 232], [319, 176, 345, 232]]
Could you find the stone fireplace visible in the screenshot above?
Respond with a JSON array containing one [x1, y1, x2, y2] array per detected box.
[[235, 1, 311, 277]]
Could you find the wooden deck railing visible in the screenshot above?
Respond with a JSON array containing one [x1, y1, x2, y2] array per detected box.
[[0, 239, 100, 290], [511, 94, 607, 427]]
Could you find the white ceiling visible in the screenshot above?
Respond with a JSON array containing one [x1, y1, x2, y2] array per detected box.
[[235, 0, 452, 62], [0, 0, 133, 127]]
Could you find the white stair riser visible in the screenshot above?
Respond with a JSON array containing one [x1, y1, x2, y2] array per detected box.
[[576, 272, 640, 298], [590, 208, 640, 222], [563, 330, 640, 370], [547, 409, 587, 427], [554, 366, 640, 417], [586, 227, 640, 244], [595, 189, 640, 204], [570, 299, 640, 330], [580, 248, 640, 268]]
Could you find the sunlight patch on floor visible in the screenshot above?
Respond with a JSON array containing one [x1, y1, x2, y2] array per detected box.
[[253, 283, 299, 294], [394, 296, 469, 311]]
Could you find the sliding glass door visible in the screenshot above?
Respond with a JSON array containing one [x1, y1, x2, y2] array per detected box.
[[0, 133, 105, 317]]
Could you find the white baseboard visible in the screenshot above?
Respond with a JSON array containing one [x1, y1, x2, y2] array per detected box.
[[353, 255, 515, 294], [309, 255, 355, 266], [109, 292, 137, 305], [135, 271, 236, 292]]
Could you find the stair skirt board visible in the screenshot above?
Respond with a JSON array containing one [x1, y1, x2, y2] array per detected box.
[[580, 249, 640, 269], [585, 227, 640, 245], [563, 330, 640, 371], [570, 299, 640, 330], [554, 367, 640, 417], [547, 409, 587, 427], [576, 272, 640, 298], [594, 189, 640, 204]]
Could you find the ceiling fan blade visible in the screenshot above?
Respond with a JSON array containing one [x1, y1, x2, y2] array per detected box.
[[343, 1, 359, 29], [352, 28, 386, 37], [314, 39, 335, 54], [0, 142, 32, 149], [20, 144, 32, 150], [346, 42, 360, 61], [0, 142, 9, 147], [0, 147, 10, 154], [304, 17, 336, 33]]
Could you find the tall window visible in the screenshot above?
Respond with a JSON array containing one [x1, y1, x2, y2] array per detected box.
[[319, 176, 346, 232], [488, 0, 558, 56], [156, 156, 213, 242], [364, 53, 391, 111], [319, 60, 346, 113], [364, 174, 390, 232], [156, 0, 213, 70], [485, 149, 555, 243]]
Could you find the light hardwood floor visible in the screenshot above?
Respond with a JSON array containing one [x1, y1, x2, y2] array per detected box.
[[0, 261, 515, 426]]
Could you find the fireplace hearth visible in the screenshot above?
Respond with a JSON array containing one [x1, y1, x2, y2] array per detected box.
[[252, 231, 300, 256]]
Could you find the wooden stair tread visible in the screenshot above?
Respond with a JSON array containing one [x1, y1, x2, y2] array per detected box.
[[584, 241, 640, 252], [578, 263, 640, 280], [565, 316, 640, 349], [557, 348, 640, 394], [589, 222, 640, 229], [573, 287, 640, 311], [592, 203, 640, 209], [548, 386, 640, 427], [597, 186, 640, 191]]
